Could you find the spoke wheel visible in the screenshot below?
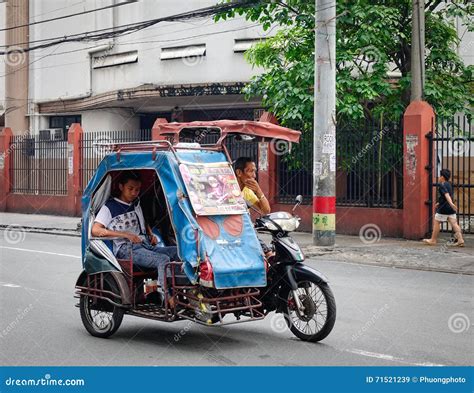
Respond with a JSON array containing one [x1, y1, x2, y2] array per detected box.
[[283, 280, 336, 342], [79, 274, 124, 338]]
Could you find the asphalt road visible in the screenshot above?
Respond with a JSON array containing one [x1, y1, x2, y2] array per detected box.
[[0, 231, 472, 366]]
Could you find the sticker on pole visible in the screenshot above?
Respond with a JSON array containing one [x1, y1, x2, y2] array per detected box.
[[329, 154, 336, 172], [258, 142, 268, 171], [314, 162, 323, 177], [322, 134, 335, 154], [67, 144, 74, 175]]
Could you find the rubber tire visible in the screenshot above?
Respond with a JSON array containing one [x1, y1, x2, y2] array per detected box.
[[79, 273, 125, 339], [281, 281, 336, 342]]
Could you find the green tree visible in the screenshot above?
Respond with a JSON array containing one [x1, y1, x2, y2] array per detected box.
[[216, 0, 473, 130]]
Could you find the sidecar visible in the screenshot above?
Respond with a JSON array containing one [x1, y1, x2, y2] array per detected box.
[[74, 119, 300, 338]]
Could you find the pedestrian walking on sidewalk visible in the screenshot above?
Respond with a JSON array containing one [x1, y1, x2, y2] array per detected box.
[[423, 169, 464, 247]]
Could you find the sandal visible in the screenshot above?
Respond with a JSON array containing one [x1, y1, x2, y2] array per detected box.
[[447, 240, 465, 247]]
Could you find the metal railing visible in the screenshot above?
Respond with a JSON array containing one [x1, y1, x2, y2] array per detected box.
[[9, 134, 68, 195], [277, 117, 404, 208], [80, 129, 151, 191], [430, 115, 473, 234]]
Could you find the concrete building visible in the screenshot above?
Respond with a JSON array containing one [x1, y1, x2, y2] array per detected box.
[[3, 0, 272, 136]]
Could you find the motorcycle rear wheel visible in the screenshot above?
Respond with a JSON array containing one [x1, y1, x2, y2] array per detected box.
[[79, 274, 124, 338]]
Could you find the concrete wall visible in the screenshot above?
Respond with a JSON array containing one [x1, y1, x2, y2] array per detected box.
[[81, 108, 140, 132], [457, 17, 473, 66], [28, 1, 268, 101]]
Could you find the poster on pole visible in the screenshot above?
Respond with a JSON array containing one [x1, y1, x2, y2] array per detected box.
[[179, 162, 247, 215], [322, 134, 335, 154]]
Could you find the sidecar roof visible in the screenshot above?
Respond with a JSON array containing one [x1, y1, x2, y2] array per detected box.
[[152, 119, 301, 144]]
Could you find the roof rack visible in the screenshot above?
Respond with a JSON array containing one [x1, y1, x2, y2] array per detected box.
[[92, 139, 231, 162]]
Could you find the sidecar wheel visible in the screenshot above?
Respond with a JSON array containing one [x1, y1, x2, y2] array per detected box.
[[282, 280, 336, 342], [79, 274, 124, 339]]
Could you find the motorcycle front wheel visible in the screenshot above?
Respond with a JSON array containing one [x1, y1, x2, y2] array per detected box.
[[281, 280, 336, 342]]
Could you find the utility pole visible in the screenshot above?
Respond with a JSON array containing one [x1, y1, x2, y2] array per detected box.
[[313, 0, 336, 246], [411, 0, 425, 101]]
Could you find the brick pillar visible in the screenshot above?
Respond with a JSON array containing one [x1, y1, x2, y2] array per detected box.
[[258, 112, 279, 206], [67, 123, 83, 216], [402, 101, 435, 239], [0, 128, 13, 212]]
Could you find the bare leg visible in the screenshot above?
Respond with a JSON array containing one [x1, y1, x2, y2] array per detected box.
[[448, 217, 464, 244], [431, 220, 441, 242], [423, 220, 440, 245]]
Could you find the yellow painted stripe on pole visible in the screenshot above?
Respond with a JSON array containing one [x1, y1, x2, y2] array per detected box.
[[313, 213, 336, 231]]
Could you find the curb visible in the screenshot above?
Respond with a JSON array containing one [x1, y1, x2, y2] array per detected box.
[[303, 247, 474, 275], [0, 225, 81, 238]]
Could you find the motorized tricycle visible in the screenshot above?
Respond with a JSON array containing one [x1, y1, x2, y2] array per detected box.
[[75, 119, 336, 342]]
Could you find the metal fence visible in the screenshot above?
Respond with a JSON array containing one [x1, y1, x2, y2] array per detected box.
[[80, 129, 151, 191], [277, 117, 404, 208], [430, 115, 473, 234], [9, 134, 68, 195]]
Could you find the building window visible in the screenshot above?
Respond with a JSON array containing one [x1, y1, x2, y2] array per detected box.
[[160, 44, 206, 60], [49, 115, 81, 140], [233, 38, 266, 53], [92, 51, 138, 69]]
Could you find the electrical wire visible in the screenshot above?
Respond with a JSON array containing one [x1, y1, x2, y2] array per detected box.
[[0, 1, 262, 51], [0, 19, 264, 79], [0, 1, 138, 32]]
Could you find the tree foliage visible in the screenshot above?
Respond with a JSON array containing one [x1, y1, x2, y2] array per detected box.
[[216, 0, 473, 132]]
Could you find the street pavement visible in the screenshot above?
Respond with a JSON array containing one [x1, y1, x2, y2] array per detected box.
[[1, 212, 473, 275], [0, 230, 472, 366]]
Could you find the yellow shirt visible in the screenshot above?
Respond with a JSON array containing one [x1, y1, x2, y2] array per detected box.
[[242, 186, 259, 206]]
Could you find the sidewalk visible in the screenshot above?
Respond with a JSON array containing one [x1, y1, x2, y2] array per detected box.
[[1, 212, 473, 275]]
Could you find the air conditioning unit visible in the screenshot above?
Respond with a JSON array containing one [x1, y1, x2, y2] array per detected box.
[[52, 128, 64, 141], [39, 128, 64, 141]]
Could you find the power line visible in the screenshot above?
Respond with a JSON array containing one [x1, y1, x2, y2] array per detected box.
[[29, 1, 85, 21], [0, 22, 266, 79], [0, 1, 138, 32], [0, 1, 262, 51]]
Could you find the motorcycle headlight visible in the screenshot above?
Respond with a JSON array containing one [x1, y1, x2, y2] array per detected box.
[[263, 221, 279, 231], [272, 217, 300, 232]]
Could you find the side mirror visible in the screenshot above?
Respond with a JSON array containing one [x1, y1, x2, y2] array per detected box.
[[292, 195, 303, 212], [235, 134, 255, 142]]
